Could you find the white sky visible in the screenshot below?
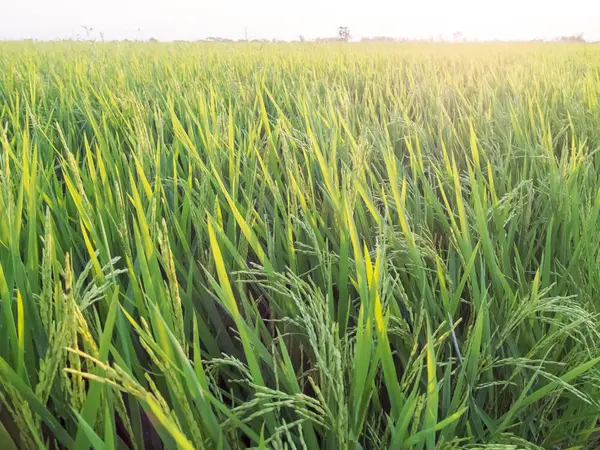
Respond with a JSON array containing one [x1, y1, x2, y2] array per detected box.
[[2, 0, 600, 42]]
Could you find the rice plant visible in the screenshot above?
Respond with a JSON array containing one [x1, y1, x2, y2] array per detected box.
[[0, 41, 599, 449]]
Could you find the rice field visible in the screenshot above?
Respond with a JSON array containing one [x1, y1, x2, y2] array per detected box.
[[1, 41, 600, 449]]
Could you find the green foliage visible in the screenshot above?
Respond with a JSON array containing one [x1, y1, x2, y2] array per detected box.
[[0, 41, 599, 449]]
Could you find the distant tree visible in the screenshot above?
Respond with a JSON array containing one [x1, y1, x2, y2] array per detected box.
[[299, 35, 305, 42], [556, 33, 585, 43], [82, 25, 93, 41], [315, 37, 342, 43], [206, 37, 233, 42], [453, 31, 464, 42], [338, 26, 351, 42], [361, 36, 400, 42]]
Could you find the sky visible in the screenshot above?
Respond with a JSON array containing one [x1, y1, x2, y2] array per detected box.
[[2, 0, 600, 42]]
